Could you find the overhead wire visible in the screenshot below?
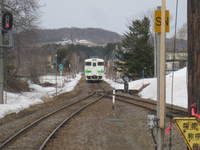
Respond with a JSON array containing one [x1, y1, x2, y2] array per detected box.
[[169, 0, 179, 149]]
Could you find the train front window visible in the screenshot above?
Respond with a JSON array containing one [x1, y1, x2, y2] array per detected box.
[[85, 62, 91, 66], [93, 63, 96, 67], [98, 62, 104, 66]]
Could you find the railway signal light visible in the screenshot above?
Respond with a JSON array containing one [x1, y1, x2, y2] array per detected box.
[[2, 12, 13, 31]]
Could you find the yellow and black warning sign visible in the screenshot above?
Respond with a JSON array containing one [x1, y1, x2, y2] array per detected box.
[[173, 117, 200, 150], [154, 10, 170, 33]]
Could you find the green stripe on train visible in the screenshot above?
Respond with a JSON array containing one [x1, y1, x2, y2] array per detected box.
[[97, 70, 105, 73], [85, 70, 92, 73]]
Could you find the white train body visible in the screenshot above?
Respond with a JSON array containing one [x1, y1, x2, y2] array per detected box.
[[84, 58, 105, 81]]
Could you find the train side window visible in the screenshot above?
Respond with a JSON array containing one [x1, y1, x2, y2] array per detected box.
[[93, 63, 96, 67], [98, 62, 104, 66], [85, 62, 91, 66]]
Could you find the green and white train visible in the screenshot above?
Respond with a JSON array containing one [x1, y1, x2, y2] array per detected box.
[[84, 58, 105, 81]]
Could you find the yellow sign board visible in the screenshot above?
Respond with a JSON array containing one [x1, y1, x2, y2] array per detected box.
[[154, 10, 170, 33], [173, 117, 200, 150]]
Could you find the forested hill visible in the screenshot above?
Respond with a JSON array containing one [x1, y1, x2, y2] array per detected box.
[[33, 27, 122, 44]]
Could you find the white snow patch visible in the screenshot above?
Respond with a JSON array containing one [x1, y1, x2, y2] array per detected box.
[[104, 68, 187, 108], [0, 74, 81, 119]]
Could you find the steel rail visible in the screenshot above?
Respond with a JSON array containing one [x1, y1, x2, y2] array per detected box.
[[115, 94, 187, 115], [115, 94, 187, 113], [105, 95, 155, 111], [115, 97, 185, 118], [38, 95, 104, 150], [106, 94, 187, 117], [0, 93, 96, 149]]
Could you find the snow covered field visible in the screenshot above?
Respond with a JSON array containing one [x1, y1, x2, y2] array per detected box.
[[0, 74, 81, 119], [104, 68, 187, 108]]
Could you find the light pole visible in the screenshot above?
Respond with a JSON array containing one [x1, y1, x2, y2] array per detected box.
[[0, 1, 14, 104], [55, 54, 57, 96], [142, 67, 146, 86]]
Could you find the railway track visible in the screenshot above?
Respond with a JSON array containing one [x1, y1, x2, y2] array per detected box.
[[106, 93, 188, 117], [0, 92, 105, 150], [86, 81, 110, 95]]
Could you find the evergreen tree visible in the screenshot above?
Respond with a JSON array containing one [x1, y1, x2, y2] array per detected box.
[[116, 16, 154, 80]]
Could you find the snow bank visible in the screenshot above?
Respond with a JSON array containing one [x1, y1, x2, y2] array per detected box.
[[104, 68, 187, 108], [39, 75, 67, 85], [0, 74, 81, 119]]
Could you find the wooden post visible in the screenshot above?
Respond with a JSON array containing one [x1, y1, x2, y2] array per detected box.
[[187, 0, 200, 114], [160, 0, 166, 129], [157, 1, 166, 150]]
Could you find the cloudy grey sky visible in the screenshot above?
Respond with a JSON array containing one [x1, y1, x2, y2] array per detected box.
[[40, 0, 187, 36]]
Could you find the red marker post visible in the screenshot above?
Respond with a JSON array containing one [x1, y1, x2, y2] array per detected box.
[[191, 103, 200, 118]]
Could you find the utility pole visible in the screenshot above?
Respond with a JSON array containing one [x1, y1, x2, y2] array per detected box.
[[0, 0, 4, 104], [157, 0, 166, 149], [187, 1, 200, 114]]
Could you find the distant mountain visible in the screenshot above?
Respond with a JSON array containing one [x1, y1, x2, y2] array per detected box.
[[33, 27, 122, 44]]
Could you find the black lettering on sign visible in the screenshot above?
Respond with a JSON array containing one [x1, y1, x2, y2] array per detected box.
[[156, 17, 169, 26], [156, 17, 161, 26], [166, 17, 169, 26]]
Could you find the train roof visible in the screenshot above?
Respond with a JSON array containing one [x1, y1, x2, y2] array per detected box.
[[85, 58, 104, 62]]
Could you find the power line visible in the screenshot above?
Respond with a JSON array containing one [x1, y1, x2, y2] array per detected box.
[[169, 0, 179, 149]]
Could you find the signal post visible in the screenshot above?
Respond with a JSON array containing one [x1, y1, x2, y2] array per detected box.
[[0, 0, 4, 104], [0, 0, 13, 104]]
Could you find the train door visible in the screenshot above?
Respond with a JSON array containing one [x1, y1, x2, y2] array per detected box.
[[92, 61, 98, 75]]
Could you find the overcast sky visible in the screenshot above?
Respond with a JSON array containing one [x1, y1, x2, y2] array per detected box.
[[40, 0, 187, 36]]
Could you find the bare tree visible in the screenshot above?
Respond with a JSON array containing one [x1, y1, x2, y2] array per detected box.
[[5, 0, 41, 84], [177, 23, 187, 40], [6, 0, 40, 31]]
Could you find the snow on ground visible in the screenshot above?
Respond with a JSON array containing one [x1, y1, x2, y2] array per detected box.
[[104, 67, 187, 108], [0, 74, 81, 119]]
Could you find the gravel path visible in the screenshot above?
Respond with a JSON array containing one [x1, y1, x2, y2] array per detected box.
[[45, 98, 186, 150]]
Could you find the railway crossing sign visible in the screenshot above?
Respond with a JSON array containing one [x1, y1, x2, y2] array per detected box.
[[173, 117, 200, 150], [154, 10, 170, 33]]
